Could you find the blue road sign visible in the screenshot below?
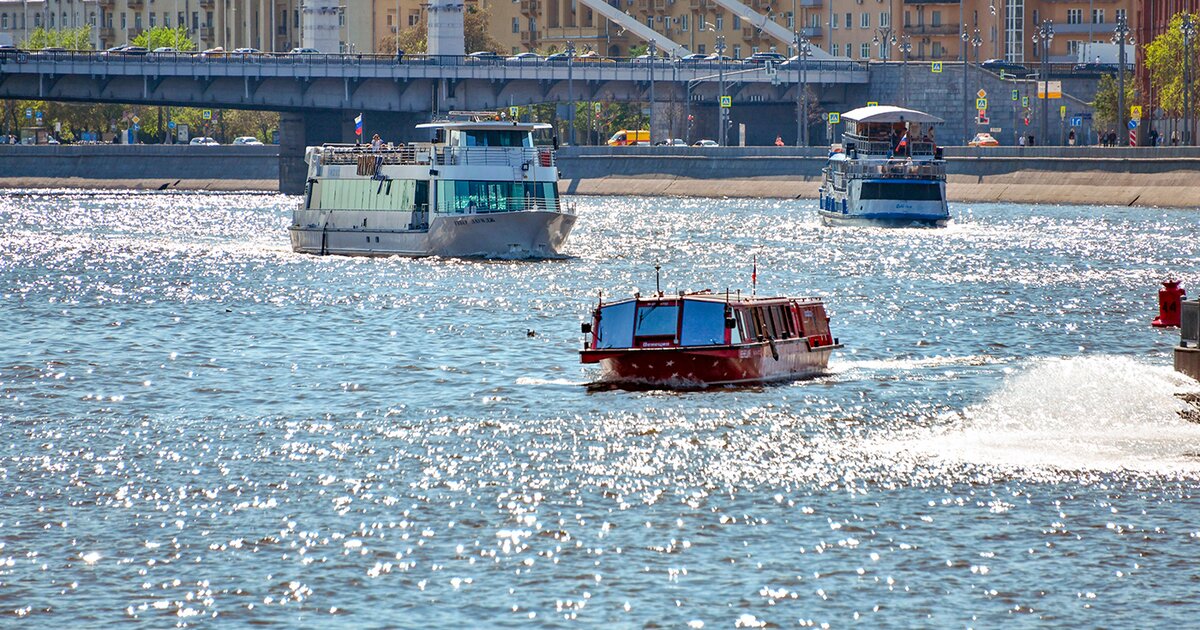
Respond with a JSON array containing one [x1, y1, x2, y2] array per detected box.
[[1071, 116, 1083, 127], [1127, 119, 1138, 130], [25, 108, 32, 119], [168, 121, 177, 129]]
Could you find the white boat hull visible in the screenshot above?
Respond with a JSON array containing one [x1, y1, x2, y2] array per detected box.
[[818, 178, 948, 227], [290, 210, 576, 258]]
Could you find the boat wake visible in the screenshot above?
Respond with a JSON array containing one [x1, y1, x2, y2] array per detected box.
[[872, 355, 1200, 476]]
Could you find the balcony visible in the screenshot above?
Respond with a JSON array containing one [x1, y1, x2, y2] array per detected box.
[[520, 0, 539, 14], [521, 30, 538, 46], [904, 23, 959, 35], [652, 0, 668, 12], [800, 0, 823, 6], [98, 26, 114, 41], [199, 0, 215, 9], [199, 26, 214, 40], [801, 25, 822, 37], [743, 27, 756, 40], [127, 0, 143, 8], [98, 0, 115, 8]]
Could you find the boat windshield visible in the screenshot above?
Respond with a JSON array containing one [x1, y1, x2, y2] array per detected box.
[[596, 301, 635, 349], [679, 300, 727, 346], [451, 129, 533, 148], [437, 181, 557, 214], [635, 303, 678, 337]]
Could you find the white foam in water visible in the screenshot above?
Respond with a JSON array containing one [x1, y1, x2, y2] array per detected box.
[[887, 355, 1200, 474]]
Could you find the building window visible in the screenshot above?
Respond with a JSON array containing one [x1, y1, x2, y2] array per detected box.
[[733, 15, 740, 29], [831, 43, 839, 56], [1092, 9, 1103, 24], [904, 11, 910, 27], [845, 12, 851, 29], [931, 11, 941, 26], [752, 45, 759, 54], [646, 16, 653, 28], [860, 13, 869, 28], [715, 14, 724, 30], [120, 12, 127, 29], [1032, 10, 1038, 25], [529, 17, 536, 31], [90, 12, 97, 26], [786, 11, 794, 29], [681, 14, 688, 31], [1067, 40, 1082, 57], [932, 41, 943, 58], [294, 9, 300, 28], [48, 12, 53, 27], [135, 13, 142, 29], [697, 44, 705, 53], [1067, 9, 1081, 25], [409, 13, 419, 26], [1116, 9, 1126, 23], [192, 12, 199, 28], [860, 42, 870, 58], [1, 14, 7, 29], [163, 13, 170, 27], [881, 12, 889, 27], [831, 12, 838, 29], [512, 17, 519, 32]]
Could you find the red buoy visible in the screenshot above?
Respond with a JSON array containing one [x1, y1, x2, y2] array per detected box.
[[1152, 279, 1186, 328]]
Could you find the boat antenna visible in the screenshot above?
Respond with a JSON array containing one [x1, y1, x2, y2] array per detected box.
[[752, 254, 758, 297], [655, 263, 662, 297]]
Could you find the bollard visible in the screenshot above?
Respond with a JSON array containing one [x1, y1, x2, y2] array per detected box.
[[1152, 279, 1186, 328]]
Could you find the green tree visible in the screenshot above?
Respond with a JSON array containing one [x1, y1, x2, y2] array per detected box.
[[19, 25, 94, 50], [1091, 72, 1136, 131], [380, 4, 504, 54], [1144, 12, 1200, 122], [131, 26, 197, 51]]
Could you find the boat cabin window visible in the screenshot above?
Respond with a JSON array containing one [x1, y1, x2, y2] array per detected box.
[[679, 300, 727, 346], [741, 304, 798, 341], [635, 302, 679, 340], [449, 129, 533, 148], [595, 301, 636, 349], [437, 180, 557, 214]]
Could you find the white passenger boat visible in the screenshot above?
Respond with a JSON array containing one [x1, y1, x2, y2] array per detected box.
[[290, 113, 576, 257], [818, 105, 949, 227]]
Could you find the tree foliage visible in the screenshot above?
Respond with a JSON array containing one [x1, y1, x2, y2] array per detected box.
[[131, 26, 198, 51], [19, 26, 94, 50], [1144, 12, 1200, 118], [1091, 72, 1136, 131], [379, 4, 504, 55]]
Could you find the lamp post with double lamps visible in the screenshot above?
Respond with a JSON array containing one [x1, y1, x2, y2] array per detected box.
[[873, 28, 895, 61], [1112, 16, 1133, 144], [1032, 20, 1054, 145], [970, 28, 983, 102], [566, 41, 576, 146], [716, 35, 727, 146], [794, 31, 812, 146], [1183, 15, 1196, 146], [897, 35, 912, 107], [961, 29, 970, 143], [648, 39, 657, 144]]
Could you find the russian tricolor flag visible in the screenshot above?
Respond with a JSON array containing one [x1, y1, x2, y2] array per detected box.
[[354, 113, 363, 137]]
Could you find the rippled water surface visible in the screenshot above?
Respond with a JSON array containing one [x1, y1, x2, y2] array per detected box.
[[2, 189, 1199, 627]]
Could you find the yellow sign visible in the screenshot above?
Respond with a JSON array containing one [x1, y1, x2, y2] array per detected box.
[[131, 115, 140, 124], [1060, 105, 1067, 120], [594, 102, 601, 113], [509, 106, 519, 118], [867, 101, 879, 107], [828, 112, 841, 124], [1037, 81, 1063, 99], [1131, 105, 1142, 120], [931, 62, 943, 73], [977, 89, 987, 99], [720, 95, 732, 108], [202, 110, 213, 120], [976, 98, 988, 110]]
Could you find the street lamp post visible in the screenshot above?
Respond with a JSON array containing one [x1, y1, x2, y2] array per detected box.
[[1184, 16, 1196, 146], [897, 35, 912, 107], [872, 28, 894, 61], [961, 29, 970, 144], [794, 31, 811, 146], [648, 40, 657, 144], [1112, 16, 1133, 145], [971, 28, 983, 95], [566, 41, 576, 146], [1032, 20, 1054, 145], [716, 35, 726, 146]]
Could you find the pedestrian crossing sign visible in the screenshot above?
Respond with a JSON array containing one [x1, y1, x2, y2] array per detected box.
[[867, 101, 878, 107], [1021, 96, 1029, 107], [720, 95, 732, 108], [932, 62, 943, 73], [828, 112, 841, 124], [976, 98, 988, 110], [202, 110, 213, 120], [1012, 89, 1019, 101]]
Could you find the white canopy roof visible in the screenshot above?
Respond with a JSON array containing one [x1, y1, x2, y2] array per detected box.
[[841, 105, 944, 124]]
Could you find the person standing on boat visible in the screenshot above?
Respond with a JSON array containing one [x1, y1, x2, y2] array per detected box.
[[775, 135, 785, 146], [371, 133, 382, 152]]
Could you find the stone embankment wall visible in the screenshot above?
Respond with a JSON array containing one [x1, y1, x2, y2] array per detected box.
[[0, 144, 279, 191], [556, 146, 1200, 208]]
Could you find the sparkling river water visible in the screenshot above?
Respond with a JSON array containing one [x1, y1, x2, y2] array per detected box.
[[1, 190, 1199, 627]]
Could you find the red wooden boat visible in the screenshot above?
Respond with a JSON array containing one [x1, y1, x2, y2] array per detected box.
[[580, 289, 841, 388]]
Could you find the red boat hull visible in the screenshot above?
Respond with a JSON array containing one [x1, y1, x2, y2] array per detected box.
[[581, 339, 837, 387]]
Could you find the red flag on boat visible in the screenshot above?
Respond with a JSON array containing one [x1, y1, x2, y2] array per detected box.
[[752, 255, 757, 294]]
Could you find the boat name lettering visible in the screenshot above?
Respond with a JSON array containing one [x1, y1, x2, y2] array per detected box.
[[454, 217, 498, 226]]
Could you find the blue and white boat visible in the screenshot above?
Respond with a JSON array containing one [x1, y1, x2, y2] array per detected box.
[[818, 105, 949, 227]]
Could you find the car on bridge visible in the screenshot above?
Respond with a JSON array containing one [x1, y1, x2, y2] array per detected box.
[[189, 137, 220, 145], [679, 53, 709, 63], [693, 139, 719, 147], [544, 52, 570, 64], [467, 51, 501, 62], [288, 47, 321, 55], [576, 51, 615, 63], [506, 52, 543, 63], [201, 47, 227, 58], [230, 47, 262, 57], [743, 52, 787, 65], [233, 136, 264, 145]]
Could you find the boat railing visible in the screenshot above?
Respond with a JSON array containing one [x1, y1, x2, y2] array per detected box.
[[830, 160, 946, 180], [844, 136, 937, 159], [439, 196, 575, 215], [316, 144, 555, 168], [438, 146, 554, 167]]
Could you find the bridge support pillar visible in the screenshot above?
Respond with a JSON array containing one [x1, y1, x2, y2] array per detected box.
[[279, 112, 308, 195]]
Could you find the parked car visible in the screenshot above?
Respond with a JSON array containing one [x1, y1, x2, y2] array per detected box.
[[679, 53, 709, 63], [980, 58, 1032, 77], [0, 44, 25, 60], [200, 47, 227, 58], [232, 136, 264, 145], [655, 138, 688, 146], [505, 52, 543, 63], [544, 51, 570, 64], [703, 53, 733, 62], [152, 47, 180, 55], [693, 139, 719, 147], [968, 132, 1000, 147], [189, 137, 220, 145], [632, 53, 664, 63], [288, 47, 321, 55], [229, 47, 261, 57], [575, 51, 614, 63], [467, 51, 500, 62], [743, 51, 787, 65], [1072, 62, 1120, 74]]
